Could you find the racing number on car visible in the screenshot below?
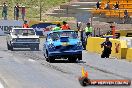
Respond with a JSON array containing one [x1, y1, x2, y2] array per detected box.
[[115, 33, 120, 38], [126, 33, 132, 37]]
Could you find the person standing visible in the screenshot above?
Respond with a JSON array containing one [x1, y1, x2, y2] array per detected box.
[[52, 23, 61, 31], [96, 1, 101, 9], [113, 2, 119, 9], [61, 21, 70, 30], [22, 20, 29, 28], [104, 2, 110, 9], [21, 6, 26, 21], [2, 2, 8, 20], [101, 37, 112, 58], [123, 10, 129, 23], [85, 23, 93, 37], [14, 3, 19, 20]]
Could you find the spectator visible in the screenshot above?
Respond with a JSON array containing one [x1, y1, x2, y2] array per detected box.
[[61, 21, 70, 30], [113, 2, 119, 9], [123, 10, 129, 23], [23, 20, 29, 28], [124, 10, 129, 18], [21, 6, 26, 21], [96, 1, 101, 9], [2, 2, 8, 20], [14, 3, 19, 20], [104, 2, 110, 9], [52, 23, 61, 31], [85, 23, 93, 37]]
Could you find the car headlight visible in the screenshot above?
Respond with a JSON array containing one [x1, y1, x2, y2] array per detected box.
[[48, 43, 55, 49], [77, 41, 82, 46], [12, 38, 17, 42]]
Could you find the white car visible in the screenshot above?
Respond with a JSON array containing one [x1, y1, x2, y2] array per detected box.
[[6, 28, 40, 51]]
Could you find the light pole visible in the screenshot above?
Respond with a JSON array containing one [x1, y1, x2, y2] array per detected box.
[[40, 0, 42, 21]]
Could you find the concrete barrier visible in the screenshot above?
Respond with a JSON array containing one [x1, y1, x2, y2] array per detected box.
[[126, 48, 132, 62], [86, 37, 127, 59], [115, 30, 132, 38]]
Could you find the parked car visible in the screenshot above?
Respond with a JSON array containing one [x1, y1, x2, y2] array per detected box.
[[6, 28, 40, 51], [43, 30, 83, 62]]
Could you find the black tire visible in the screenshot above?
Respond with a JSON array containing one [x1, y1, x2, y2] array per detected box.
[[48, 57, 55, 63], [7, 42, 11, 50], [68, 57, 77, 63], [45, 50, 55, 63], [78, 54, 82, 60], [36, 45, 39, 51], [30, 47, 35, 51]]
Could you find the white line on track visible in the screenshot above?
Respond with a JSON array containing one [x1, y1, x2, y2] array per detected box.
[[28, 59, 36, 62], [0, 82, 4, 88]]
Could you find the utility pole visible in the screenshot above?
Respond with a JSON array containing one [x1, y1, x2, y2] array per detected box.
[[40, 0, 42, 21]]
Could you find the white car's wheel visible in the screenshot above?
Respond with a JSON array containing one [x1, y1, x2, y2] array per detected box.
[[36, 45, 39, 51]]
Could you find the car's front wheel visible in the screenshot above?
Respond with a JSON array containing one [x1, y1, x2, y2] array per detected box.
[[36, 44, 39, 51], [45, 50, 55, 63], [77, 53, 82, 60], [68, 57, 77, 63]]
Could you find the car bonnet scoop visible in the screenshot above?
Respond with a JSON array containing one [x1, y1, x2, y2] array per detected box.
[[60, 36, 69, 42]]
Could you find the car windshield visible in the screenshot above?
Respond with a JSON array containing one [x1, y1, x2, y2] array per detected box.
[[49, 31, 78, 41], [13, 29, 35, 35]]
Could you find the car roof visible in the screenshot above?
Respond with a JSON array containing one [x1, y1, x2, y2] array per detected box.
[[12, 28, 34, 30], [48, 30, 76, 34]]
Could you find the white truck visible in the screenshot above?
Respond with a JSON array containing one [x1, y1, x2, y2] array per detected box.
[[6, 28, 40, 51]]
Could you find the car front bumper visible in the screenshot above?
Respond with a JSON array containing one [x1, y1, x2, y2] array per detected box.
[[48, 50, 82, 57], [12, 42, 39, 48]]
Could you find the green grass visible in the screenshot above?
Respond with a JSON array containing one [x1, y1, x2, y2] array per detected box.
[[0, 0, 73, 21]]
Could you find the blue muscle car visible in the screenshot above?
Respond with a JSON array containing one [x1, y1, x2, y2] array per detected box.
[[43, 30, 83, 62]]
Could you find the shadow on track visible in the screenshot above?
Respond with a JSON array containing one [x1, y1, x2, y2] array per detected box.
[[50, 59, 86, 63]]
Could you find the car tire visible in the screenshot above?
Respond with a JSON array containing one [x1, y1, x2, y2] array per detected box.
[[48, 57, 55, 63], [45, 50, 55, 63], [30, 46, 35, 51], [7, 42, 11, 50], [78, 53, 82, 60], [36, 45, 39, 51], [68, 57, 77, 63]]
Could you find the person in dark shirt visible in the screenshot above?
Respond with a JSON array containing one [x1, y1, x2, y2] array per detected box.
[[101, 37, 112, 58], [14, 3, 19, 20], [96, 1, 101, 9], [113, 2, 119, 9], [2, 2, 8, 20]]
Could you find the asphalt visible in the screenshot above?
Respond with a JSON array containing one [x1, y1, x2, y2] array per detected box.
[[0, 36, 131, 88]]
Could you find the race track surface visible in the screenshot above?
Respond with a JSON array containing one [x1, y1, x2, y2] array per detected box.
[[0, 36, 131, 88]]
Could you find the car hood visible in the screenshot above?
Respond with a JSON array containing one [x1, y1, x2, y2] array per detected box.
[[11, 35, 39, 39], [48, 39, 80, 46]]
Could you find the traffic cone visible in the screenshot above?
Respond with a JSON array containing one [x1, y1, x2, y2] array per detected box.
[[82, 67, 88, 78], [82, 67, 85, 77]]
